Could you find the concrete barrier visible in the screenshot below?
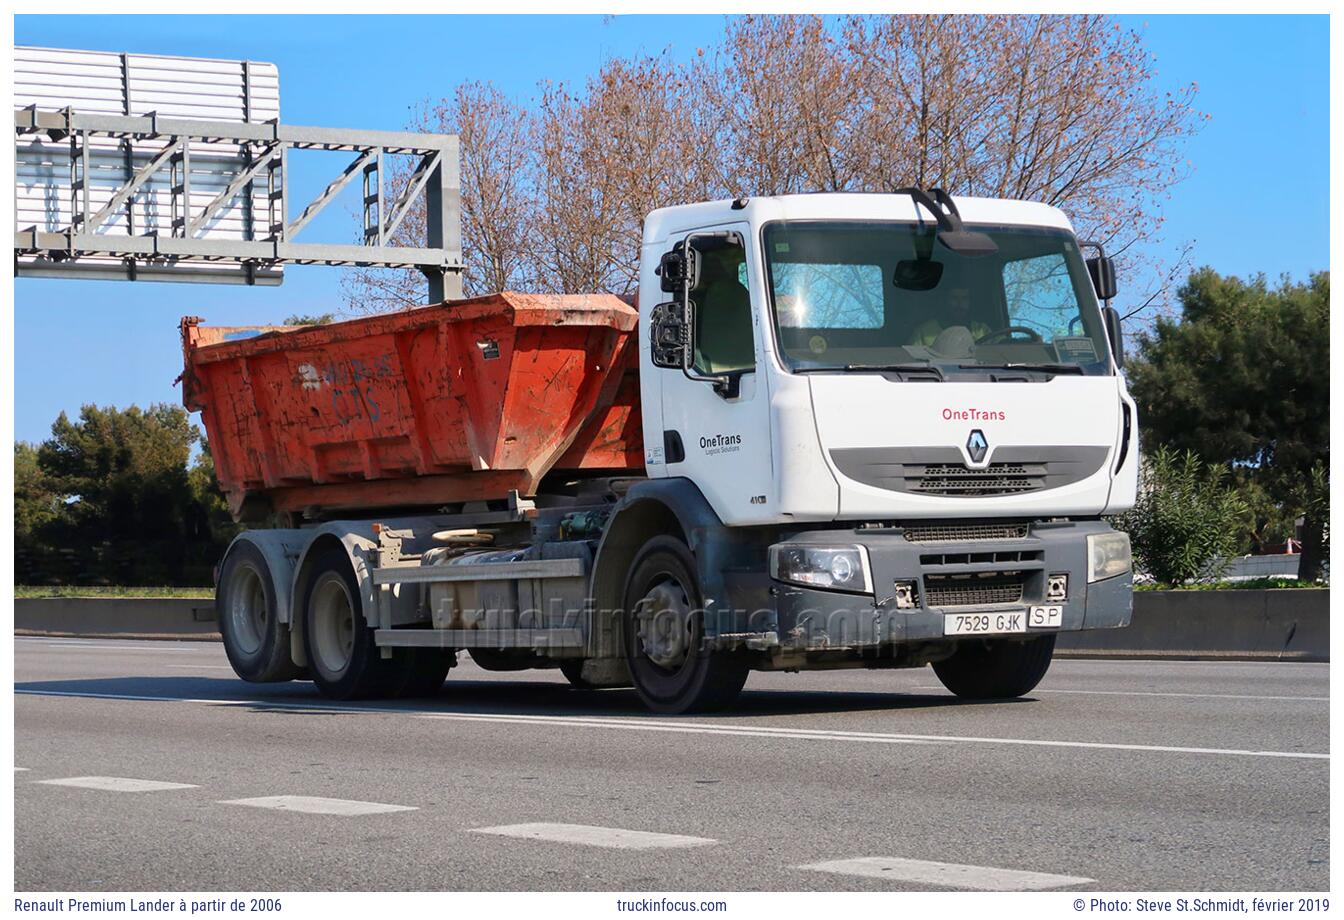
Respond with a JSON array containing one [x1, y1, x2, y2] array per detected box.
[[1056, 589, 1329, 661], [15, 597, 219, 640], [14, 590, 1330, 661]]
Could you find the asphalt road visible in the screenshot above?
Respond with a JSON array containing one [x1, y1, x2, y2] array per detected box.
[[14, 636, 1329, 892]]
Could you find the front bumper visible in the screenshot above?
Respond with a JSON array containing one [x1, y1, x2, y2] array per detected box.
[[717, 519, 1132, 652]]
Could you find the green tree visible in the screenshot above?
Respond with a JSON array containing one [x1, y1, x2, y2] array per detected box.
[[15, 442, 59, 539], [1114, 448, 1250, 586], [27, 404, 228, 586], [188, 436, 242, 554], [15, 442, 63, 583], [283, 313, 334, 326], [1126, 269, 1329, 580]]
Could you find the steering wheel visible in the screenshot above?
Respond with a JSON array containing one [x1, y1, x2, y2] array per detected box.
[[976, 325, 1043, 345]]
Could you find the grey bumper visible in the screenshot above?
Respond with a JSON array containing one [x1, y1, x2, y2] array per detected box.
[[719, 520, 1132, 652]]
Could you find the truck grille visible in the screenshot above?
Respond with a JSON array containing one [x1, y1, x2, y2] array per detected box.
[[924, 573, 1025, 608], [902, 523, 1029, 544], [829, 446, 1109, 497], [909, 463, 1046, 496]]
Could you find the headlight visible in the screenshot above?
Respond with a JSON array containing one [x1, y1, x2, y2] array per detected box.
[[1087, 531, 1132, 582], [769, 544, 873, 593]]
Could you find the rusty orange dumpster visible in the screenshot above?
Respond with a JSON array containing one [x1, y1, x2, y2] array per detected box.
[[181, 292, 643, 521]]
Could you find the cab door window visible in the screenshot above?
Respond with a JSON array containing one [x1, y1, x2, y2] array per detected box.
[[692, 247, 755, 376]]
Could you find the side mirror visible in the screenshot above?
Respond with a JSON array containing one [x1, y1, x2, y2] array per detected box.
[[1103, 305, 1124, 368], [1086, 255, 1118, 302], [649, 301, 690, 369], [658, 248, 699, 294]]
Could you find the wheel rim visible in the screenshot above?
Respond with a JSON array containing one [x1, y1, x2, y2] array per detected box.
[[311, 575, 357, 679], [633, 575, 694, 672], [226, 562, 268, 656]]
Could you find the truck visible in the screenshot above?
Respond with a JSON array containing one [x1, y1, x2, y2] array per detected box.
[[182, 187, 1137, 714]]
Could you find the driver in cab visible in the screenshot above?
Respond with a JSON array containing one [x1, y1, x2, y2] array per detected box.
[[909, 287, 989, 346]]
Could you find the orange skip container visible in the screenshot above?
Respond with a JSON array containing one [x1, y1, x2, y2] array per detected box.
[[181, 292, 644, 520]]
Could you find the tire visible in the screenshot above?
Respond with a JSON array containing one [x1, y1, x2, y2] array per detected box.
[[932, 634, 1056, 699], [302, 548, 393, 700], [622, 536, 748, 714], [216, 542, 299, 683], [559, 659, 595, 690], [387, 647, 455, 699]]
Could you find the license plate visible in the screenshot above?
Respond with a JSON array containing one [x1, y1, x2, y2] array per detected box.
[[944, 611, 1026, 636], [1029, 605, 1063, 628]]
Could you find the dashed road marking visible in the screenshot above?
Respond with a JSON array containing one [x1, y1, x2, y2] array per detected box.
[[14, 767, 29, 772], [219, 795, 416, 816], [799, 856, 1093, 891], [36, 776, 199, 793], [472, 822, 715, 850]]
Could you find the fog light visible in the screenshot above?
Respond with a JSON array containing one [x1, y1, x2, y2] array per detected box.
[[1047, 574, 1068, 602], [894, 580, 918, 610]]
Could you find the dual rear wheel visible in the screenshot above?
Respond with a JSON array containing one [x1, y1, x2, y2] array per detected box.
[[217, 543, 452, 700], [302, 549, 454, 700]]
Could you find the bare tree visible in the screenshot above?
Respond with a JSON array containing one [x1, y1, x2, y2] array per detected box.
[[342, 82, 537, 312], [342, 14, 1202, 322], [713, 15, 864, 195]]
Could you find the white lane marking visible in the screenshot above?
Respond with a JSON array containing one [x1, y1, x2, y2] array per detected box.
[[800, 856, 1093, 891], [220, 795, 415, 816], [166, 665, 235, 670], [14, 688, 1328, 761], [916, 685, 1329, 702], [36, 776, 199, 793], [14, 767, 29, 772], [418, 712, 936, 746], [413, 710, 1329, 761], [472, 822, 714, 850]]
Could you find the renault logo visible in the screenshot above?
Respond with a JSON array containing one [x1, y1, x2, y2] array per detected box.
[[966, 429, 989, 464]]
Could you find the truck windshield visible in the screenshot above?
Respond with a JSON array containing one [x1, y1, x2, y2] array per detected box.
[[762, 221, 1112, 376]]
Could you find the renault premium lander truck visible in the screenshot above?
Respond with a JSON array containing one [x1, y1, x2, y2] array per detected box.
[[182, 188, 1137, 714]]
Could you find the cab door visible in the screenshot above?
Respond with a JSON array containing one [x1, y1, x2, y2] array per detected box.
[[650, 224, 775, 526]]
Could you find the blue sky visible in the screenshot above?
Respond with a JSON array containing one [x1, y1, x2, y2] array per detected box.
[[11, 14, 1330, 444]]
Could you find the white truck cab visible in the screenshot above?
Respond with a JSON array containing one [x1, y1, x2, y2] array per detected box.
[[638, 191, 1138, 526]]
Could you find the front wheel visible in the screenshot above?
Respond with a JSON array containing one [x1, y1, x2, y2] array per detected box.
[[932, 634, 1056, 699], [622, 536, 748, 714]]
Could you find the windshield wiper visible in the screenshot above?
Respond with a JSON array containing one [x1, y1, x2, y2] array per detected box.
[[958, 363, 1085, 375], [840, 362, 945, 380]]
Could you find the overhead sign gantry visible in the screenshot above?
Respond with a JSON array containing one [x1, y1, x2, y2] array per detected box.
[[13, 46, 462, 301]]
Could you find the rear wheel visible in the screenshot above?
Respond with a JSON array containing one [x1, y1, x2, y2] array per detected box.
[[559, 659, 595, 689], [216, 542, 299, 683], [302, 549, 392, 700], [932, 634, 1056, 699], [387, 647, 455, 699], [622, 536, 748, 714]]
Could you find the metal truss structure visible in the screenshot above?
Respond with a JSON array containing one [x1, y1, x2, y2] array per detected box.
[[14, 106, 463, 300]]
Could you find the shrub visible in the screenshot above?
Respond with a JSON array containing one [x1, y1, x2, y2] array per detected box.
[[1113, 447, 1249, 586]]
